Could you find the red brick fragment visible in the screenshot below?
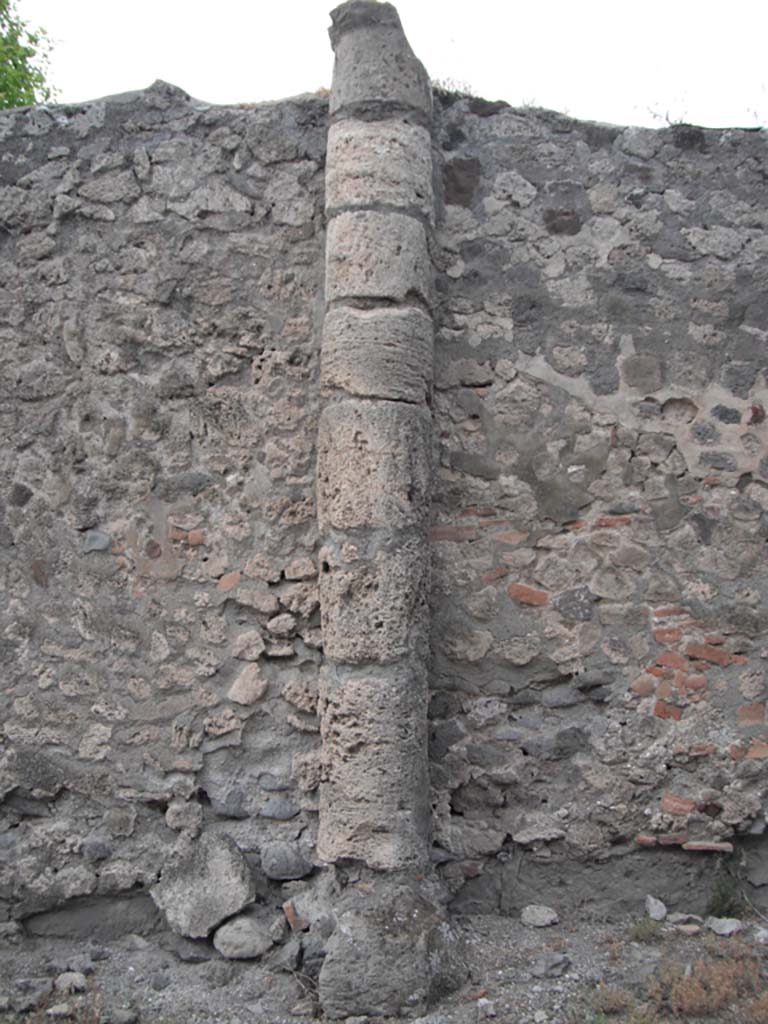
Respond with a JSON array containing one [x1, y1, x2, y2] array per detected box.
[[169, 527, 188, 542], [493, 529, 528, 546], [703, 634, 725, 646], [652, 606, 687, 619], [675, 673, 707, 695], [656, 650, 688, 671], [282, 900, 309, 932], [654, 627, 682, 645], [217, 570, 241, 592], [661, 792, 696, 816], [729, 743, 748, 761], [31, 559, 49, 588], [738, 702, 765, 726], [689, 743, 716, 757], [507, 582, 549, 606], [658, 831, 690, 846], [731, 654, 748, 665], [635, 834, 658, 847], [685, 642, 731, 666], [630, 675, 656, 697], [654, 700, 682, 721], [431, 524, 478, 542], [682, 841, 734, 853], [459, 505, 497, 518], [593, 515, 631, 528], [656, 680, 674, 701], [481, 566, 509, 584], [187, 529, 205, 547], [747, 739, 768, 759]]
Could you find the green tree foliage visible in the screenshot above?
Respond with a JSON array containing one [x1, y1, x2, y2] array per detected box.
[[0, 0, 56, 109]]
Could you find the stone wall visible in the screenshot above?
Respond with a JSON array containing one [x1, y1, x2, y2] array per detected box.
[[1, 2, 767, 1009], [429, 97, 768, 912], [0, 82, 328, 922]]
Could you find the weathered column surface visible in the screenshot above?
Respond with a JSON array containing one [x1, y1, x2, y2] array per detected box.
[[316, 2, 464, 1017], [317, 0, 434, 873]]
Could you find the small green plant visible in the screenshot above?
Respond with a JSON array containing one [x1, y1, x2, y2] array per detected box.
[[591, 983, 634, 1015], [646, 948, 761, 1019], [627, 916, 662, 944], [745, 992, 768, 1024], [431, 76, 473, 99], [706, 855, 745, 918], [625, 1007, 659, 1024]]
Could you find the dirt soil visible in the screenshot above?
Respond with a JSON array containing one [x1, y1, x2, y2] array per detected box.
[[2, 910, 768, 1024]]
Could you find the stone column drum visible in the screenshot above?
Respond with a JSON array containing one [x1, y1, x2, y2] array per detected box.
[[315, 3, 463, 1018]]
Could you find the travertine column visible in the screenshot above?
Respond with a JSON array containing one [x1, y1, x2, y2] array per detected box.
[[317, 0, 435, 872], [316, 4, 463, 1018]]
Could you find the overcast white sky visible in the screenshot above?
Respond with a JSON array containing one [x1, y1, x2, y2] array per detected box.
[[17, 0, 768, 129]]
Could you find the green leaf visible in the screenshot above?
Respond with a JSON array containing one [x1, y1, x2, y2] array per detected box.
[[0, 0, 57, 109]]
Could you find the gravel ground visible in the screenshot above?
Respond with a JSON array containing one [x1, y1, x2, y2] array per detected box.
[[2, 909, 767, 1024]]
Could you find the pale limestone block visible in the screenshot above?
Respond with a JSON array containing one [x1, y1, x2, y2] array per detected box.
[[228, 664, 268, 705], [322, 306, 433, 404], [318, 879, 464, 1018], [151, 834, 255, 938], [329, 2, 432, 116], [317, 666, 429, 869], [319, 535, 429, 664], [317, 399, 431, 531], [326, 120, 433, 218], [325, 211, 432, 306]]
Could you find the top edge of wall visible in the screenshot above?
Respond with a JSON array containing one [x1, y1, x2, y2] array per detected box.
[[3, 79, 765, 138], [0, 80, 331, 116]]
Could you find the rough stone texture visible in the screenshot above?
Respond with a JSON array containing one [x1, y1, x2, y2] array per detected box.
[[521, 904, 559, 928], [317, 399, 431, 530], [212, 909, 274, 959], [429, 92, 768, 906], [260, 839, 313, 880], [325, 210, 433, 305], [646, 895, 667, 921], [2, 5, 768, 1017], [705, 916, 743, 936], [318, 535, 429, 664], [150, 834, 255, 938], [326, 120, 433, 218], [328, 1, 432, 117], [318, 876, 464, 1018], [0, 82, 325, 925], [321, 305, 433, 404], [317, 667, 430, 869], [23, 894, 160, 941], [313, 6, 454, 1011]]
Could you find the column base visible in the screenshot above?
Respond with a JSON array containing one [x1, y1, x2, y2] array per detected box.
[[318, 871, 467, 1018]]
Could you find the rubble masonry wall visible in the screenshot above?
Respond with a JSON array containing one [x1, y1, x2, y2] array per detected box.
[[1, 24, 767, 937]]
